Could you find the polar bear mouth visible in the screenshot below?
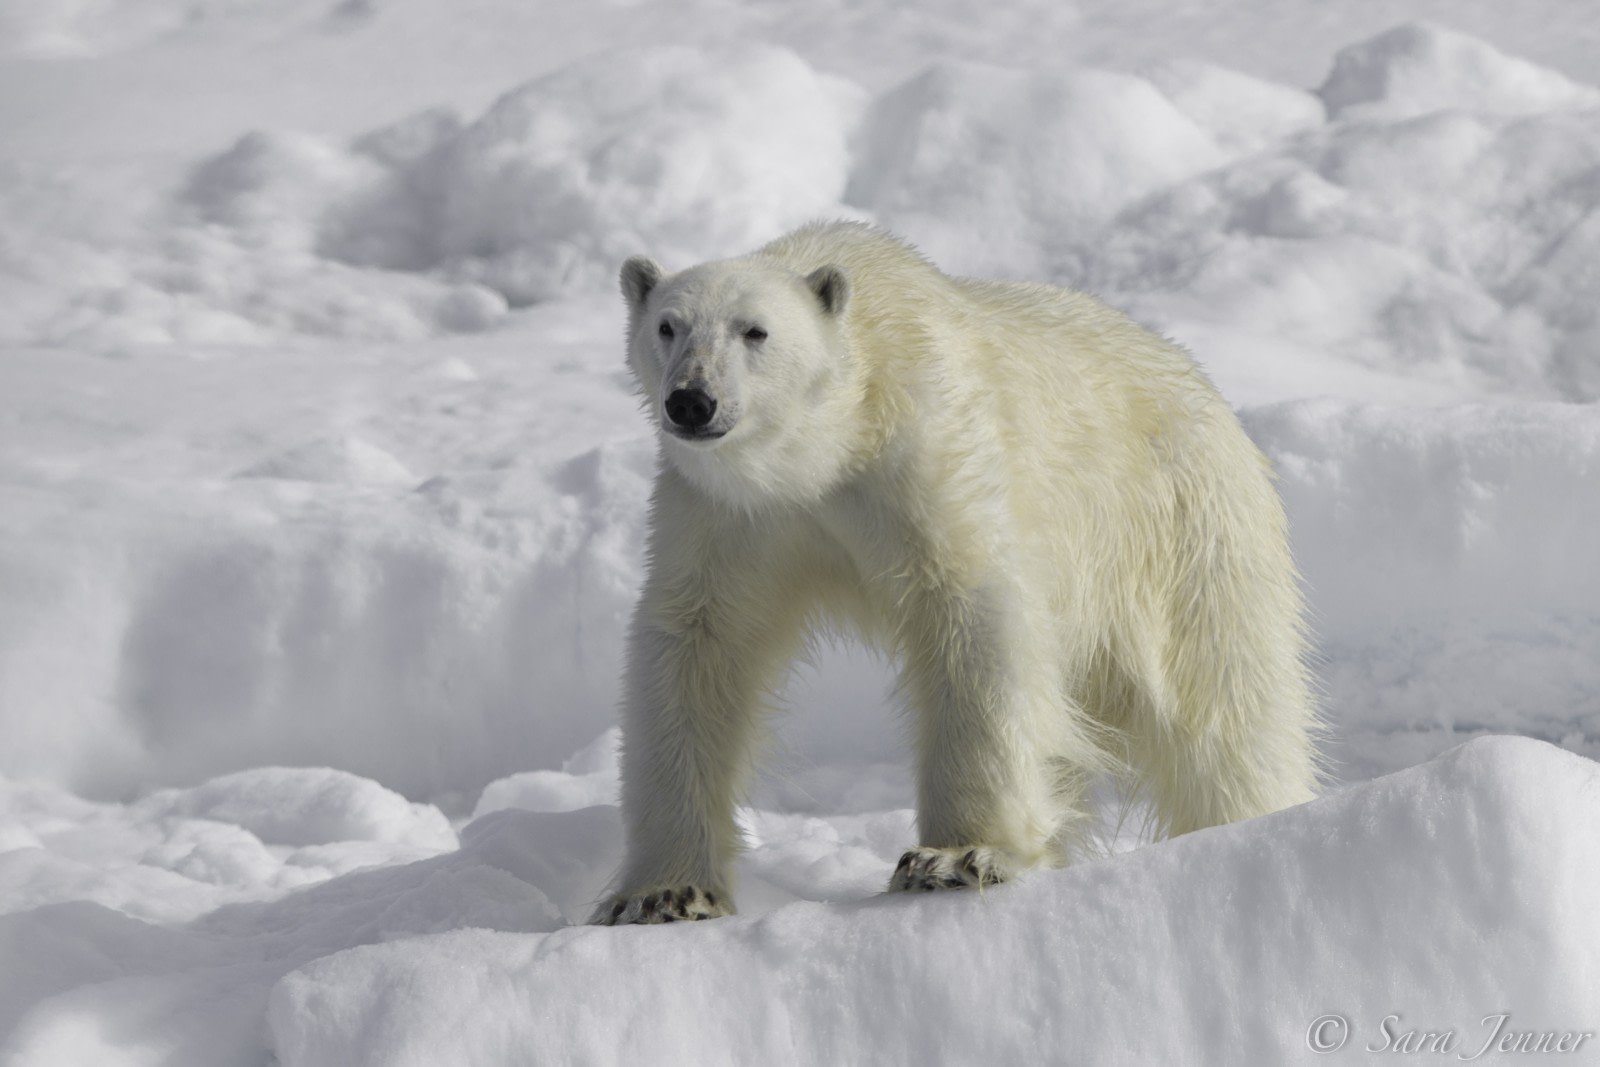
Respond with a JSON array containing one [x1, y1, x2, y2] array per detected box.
[[665, 425, 728, 443]]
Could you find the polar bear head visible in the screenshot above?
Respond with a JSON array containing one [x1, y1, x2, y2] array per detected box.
[[620, 253, 855, 506]]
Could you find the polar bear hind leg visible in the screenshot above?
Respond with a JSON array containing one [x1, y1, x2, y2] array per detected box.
[[1122, 448, 1323, 839]]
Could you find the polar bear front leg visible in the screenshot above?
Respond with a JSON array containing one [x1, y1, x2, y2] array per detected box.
[[594, 490, 812, 925], [889, 580, 1073, 893], [593, 606, 765, 924]]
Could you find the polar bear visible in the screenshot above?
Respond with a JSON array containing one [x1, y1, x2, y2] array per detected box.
[[592, 222, 1321, 925]]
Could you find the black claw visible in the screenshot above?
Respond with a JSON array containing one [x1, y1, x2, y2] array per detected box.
[[895, 853, 913, 873], [610, 902, 626, 922], [704, 890, 717, 907]]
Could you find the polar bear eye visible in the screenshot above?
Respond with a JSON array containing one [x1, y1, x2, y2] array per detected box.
[[743, 326, 767, 342], [658, 320, 674, 340]]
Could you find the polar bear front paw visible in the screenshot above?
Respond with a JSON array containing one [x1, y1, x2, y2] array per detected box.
[[888, 846, 1006, 892], [591, 885, 731, 925]]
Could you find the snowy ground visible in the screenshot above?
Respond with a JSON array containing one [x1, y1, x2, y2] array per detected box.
[[1, 1, 1597, 1063]]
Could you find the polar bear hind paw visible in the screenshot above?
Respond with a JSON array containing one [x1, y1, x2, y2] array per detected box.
[[591, 885, 730, 925], [888, 846, 1006, 892]]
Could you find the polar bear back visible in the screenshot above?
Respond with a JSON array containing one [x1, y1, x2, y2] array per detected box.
[[753, 222, 1296, 714]]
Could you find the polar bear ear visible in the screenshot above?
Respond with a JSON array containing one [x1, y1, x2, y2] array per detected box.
[[805, 265, 850, 317], [620, 256, 663, 310]]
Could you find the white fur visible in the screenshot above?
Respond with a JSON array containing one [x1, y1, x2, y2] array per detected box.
[[595, 222, 1321, 922]]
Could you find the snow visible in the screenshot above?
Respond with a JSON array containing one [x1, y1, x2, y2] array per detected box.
[[267, 738, 1600, 1067], [1, 1, 1598, 1062], [0, 767, 457, 925], [8, 739, 1590, 1065], [235, 436, 417, 486], [321, 45, 862, 307], [469, 727, 621, 818], [1245, 400, 1600, 778], [0, 796, 561, 1066], [846, 62, 1228, 278], [1318, 22, 1600, 120]]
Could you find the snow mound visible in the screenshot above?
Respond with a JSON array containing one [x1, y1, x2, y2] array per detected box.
[[235, 435, 416, 487], [0, 802, 566, 1066], [0, 0, 281, 59], [135, 766, 456, 850], [471, 727, 620, 818], [267, 737, 1600, 1066], [1319, 22, 1600, 120], [1091, 53, 1600, 401], [185, 130, 381, 249], [315, 45, 862, 306], [0, 767, 457, 927], [1142, 59, 1326, 156], [846, 62, 1225, 278], [2, 151, 508, 350]]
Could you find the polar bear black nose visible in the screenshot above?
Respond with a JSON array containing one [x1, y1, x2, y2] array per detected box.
[[665, 388, 717, 431]]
